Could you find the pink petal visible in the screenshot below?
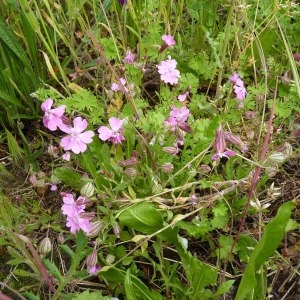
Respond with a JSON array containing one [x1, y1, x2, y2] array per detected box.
[[73, 117, 88, 133], [51, 105, 66, 117], [98, 126, 113, 141], [109, 117, 123, 131], [59, 123, 72, 134], [78, 131, 94, 143], [71, 140, 87, 154], [41, 98, 53, 112], [46, 117, 63, 131], [60, 135, 73, 151]]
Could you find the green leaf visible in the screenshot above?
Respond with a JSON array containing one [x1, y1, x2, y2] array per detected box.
[[43, 258, 63, 283], [211, 201, 228, 229], [71, 290, 107, 300], [54, 167, 84, 191], [125, 269, 138, 300], [235, 201, 294, 300], [100, 267, 162, 300], [177, 247, 218, 299], [214, 280, 235, 297], [118, 202, 163, 234]]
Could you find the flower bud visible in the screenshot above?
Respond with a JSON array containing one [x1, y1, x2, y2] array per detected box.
[[118, 157, 138, 167], [160, 162, 174, 173], [162, 146, 178, 155], [86, 249, 98, 269], [123, 168, 137, 177], [50, 174, 60, 184], [87, 220, 104, 238], [113, 223, 121, 238], [80, 182, 95, 198], [38, 237, 52, 256], [198, 164, 211, 174], [213, 126, 226, 153], [106, 254, 115, 264]]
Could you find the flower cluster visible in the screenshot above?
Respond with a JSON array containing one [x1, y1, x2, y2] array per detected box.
[[229, 72, 247, 108], [41, 99, 94, 155], [61, 193, 93, 234], [41, 99, 126, 157]]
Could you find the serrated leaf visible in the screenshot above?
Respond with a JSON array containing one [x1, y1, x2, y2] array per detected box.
[[42, 258, 63, 283], [119, 202, 163, 234]]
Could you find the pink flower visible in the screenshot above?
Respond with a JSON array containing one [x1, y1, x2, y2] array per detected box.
[[49, 184, 58, 191], [234, 78, 247, 100], [111, 78, 128, 93], [123, 50, 135, 64], [162, 35, 176, 47], [60, 117, 94, 154], [229, 72, 240, 84], [178, 91, 189, 102], [41, 98, 66, 131], [229, 73, 247, 104], [158, 56, 180, 85], [98, 117, 125, 144], [88, 265, 101, 275], [66, 214, 93, 234], [62, 151, 71, 161], [164, 107, 191, 132], [61, 193, 85, 218], [211, 126, 236, 161], [159, 35, 176, 53]]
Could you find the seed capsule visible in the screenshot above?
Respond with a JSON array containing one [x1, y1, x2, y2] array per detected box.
[[80, 182, 95, 198], [160, 162, 174, 173], [87, 220, 104, 238], [38, 237, 52, 256]]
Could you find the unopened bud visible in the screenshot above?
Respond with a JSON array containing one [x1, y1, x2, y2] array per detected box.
[[265, 152, 286, 165], [198, 164, 211, 174], [113, 223, 121, 238], [86, 249, 98, 269], [160, 162, 174, 173], [38, 237, 52, 256], [162, 146, 178, 155], [118, 157, 138, 167], [106, 254, 115, 264], [152, 183, 163, 194], [80, 182, 95, 198], [50, 174, 60, 184], [87, 220, 104, 238], [224, 131, 248, 152], [213, 126, 226, 153], [123, 168, 137, 177]]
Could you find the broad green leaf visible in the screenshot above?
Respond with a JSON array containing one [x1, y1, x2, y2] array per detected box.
[[119, 202, 163, 234], [235, 201, 294, 300], [100, 267, 162, 300]]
